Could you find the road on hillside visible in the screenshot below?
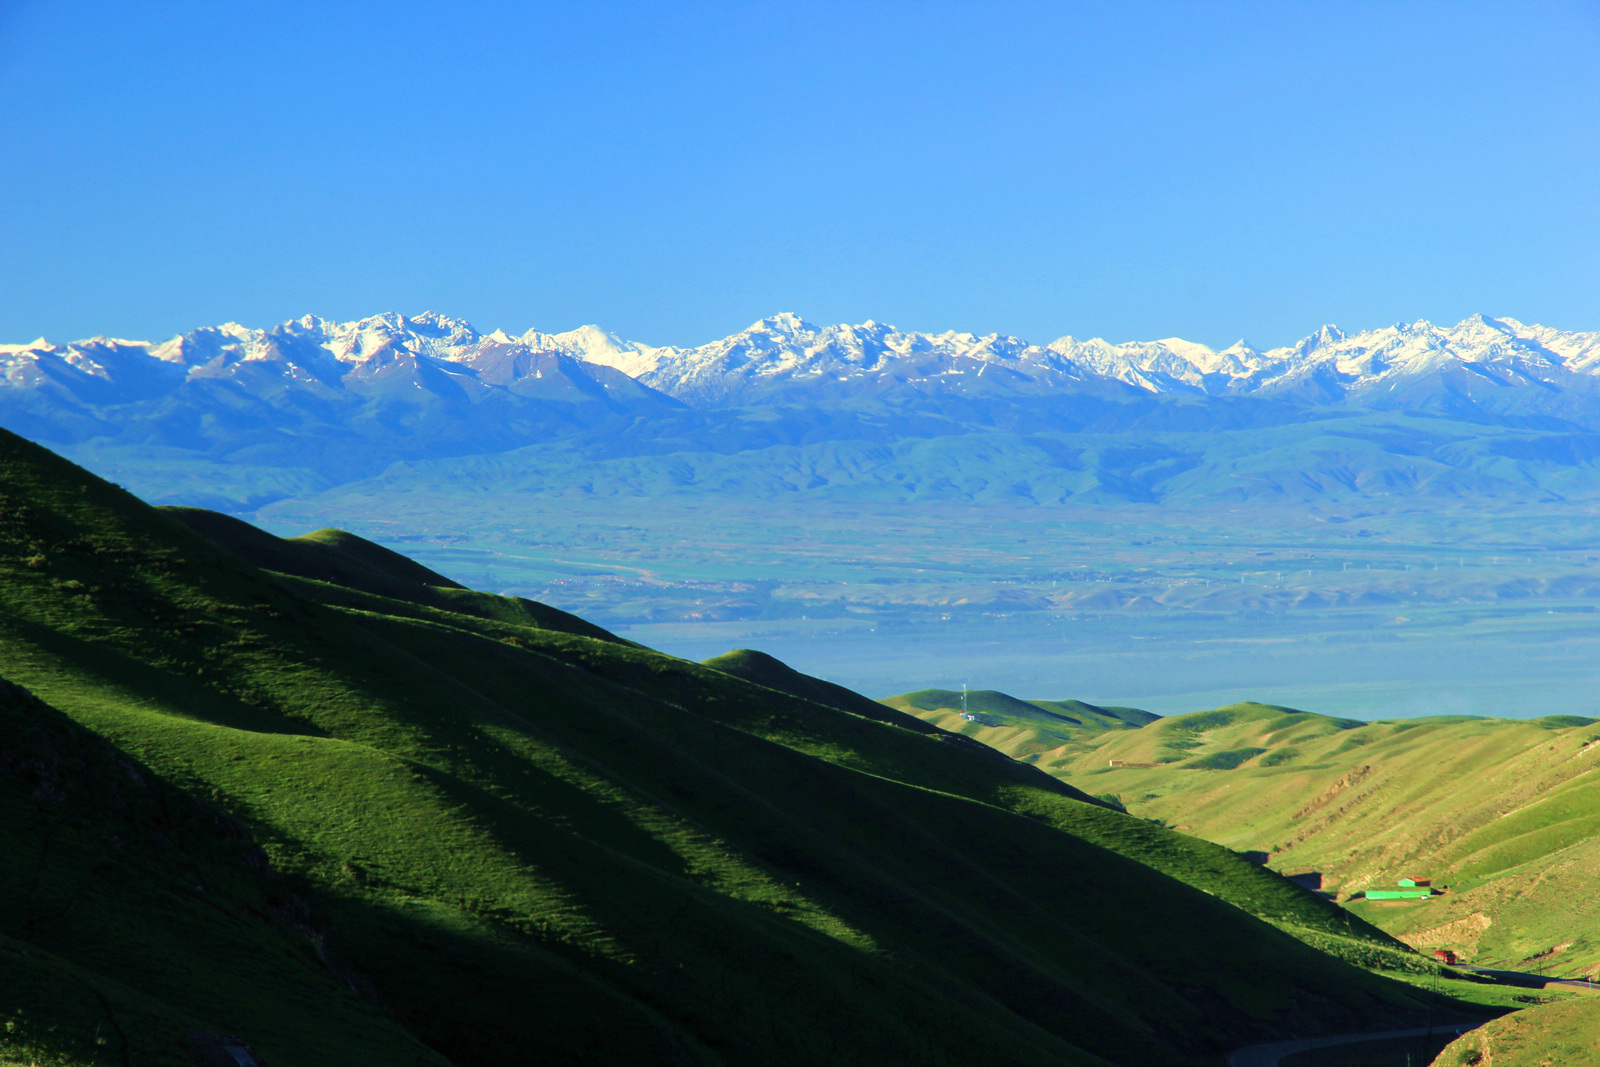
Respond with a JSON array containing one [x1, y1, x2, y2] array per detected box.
[[1227, 1023, 1479, 1067], [1542, 978, 1600, 995], [1464, 967, 1600, 993]]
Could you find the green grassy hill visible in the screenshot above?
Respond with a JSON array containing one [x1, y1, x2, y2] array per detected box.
[[1025, 702, 1600, 981], [1429, 996, 1600, 1066], [0, 678, 451, 1066], [0, 427, 1482, 1065], [159, 505, 624, 643], [883, 688, 1156, 765]]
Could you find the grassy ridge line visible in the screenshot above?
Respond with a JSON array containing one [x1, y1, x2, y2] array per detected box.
[[6, 617, 1103, 1062], [255, 570, 1097, 816], [350, 591, 1410, 954], [700, 648, 949, 734], [699, 658, 1450, 978], [882, 689, 1155, 772], [160, 505, 629, 645], [888, 688, 1156, 732], [758, 684, 1402, 951], [0, 427, 1452, 1063]]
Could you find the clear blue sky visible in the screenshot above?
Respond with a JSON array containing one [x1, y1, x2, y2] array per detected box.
[[2, 0, 1597, 350]]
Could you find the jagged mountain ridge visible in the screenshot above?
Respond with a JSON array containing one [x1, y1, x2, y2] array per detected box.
[[0, 311, 674, 411], [11, 310, 1600, 512], [592, 312, 1600, 413], [0, 313, 684, 496], [8, 310, 1600, 414]]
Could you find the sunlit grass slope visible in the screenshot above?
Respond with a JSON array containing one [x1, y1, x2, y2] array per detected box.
[[1429, 996, 1600, 1066], [883, 688, 1157, 764], [0, 427, 1452, 1065], [0, 679, 450, 1066], [1037, 701, 1600, 979]]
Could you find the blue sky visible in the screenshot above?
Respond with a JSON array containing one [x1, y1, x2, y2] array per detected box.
[[2, 0, 1597, 350]]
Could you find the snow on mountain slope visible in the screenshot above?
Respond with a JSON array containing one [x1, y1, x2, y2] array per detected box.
[[1044, 335, 1270, 394], [522, 323, 677, 380], [0, 312, 679, 413], [12, 310, 1600, 511], [1225, 316, 1600, 414], [0, 335, 190, 403], [6, 311, 1600, 418], [1036, 316, 1600, 410], [612, 313, 1109, 405], [579, 312, 1600, 410]]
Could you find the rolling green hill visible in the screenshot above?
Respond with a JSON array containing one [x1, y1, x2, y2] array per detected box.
[[883, 688, 1157, 766], [1429, 996, 1600, 1066], [0, 678, 451, 1066], [0, 426, 1476, 1065], [1010, 701, 1600, 981]]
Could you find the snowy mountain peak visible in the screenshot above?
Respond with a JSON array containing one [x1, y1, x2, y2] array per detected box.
[[8, 311, 1600, 416], [0, 338, 51, 356], [1294, 324, 1347, 356], [747, 312, 818, 337], [525, 324, 673, 380]]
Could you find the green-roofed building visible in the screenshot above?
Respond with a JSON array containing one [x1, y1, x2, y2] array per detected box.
[[1365, 882, 1434, 900]]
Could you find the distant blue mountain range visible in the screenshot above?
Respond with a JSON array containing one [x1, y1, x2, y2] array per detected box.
[[6, 310, 1600, 511]]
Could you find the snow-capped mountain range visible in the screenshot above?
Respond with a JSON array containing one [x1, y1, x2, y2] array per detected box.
[[6, 310, 1600, 412], [12, 310, 1600, 512], [0, 311, 669, 411]]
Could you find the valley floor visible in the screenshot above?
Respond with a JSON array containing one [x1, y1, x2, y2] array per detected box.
[[237, 494, 1600, 719]]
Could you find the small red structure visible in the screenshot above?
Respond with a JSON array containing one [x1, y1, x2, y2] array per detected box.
[[1433, 949, 1458, 965]]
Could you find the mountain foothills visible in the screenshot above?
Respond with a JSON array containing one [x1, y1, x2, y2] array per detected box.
[[900, 691, 1600, 1065], [1, 427, 1520, 1066], [912, 693, 1600, 971], [9, 310, 1600, 512]]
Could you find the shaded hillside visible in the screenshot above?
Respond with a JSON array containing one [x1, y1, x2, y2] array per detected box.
[[0, 428, 1464, 1065], [1044, 702, 1600, 979]]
